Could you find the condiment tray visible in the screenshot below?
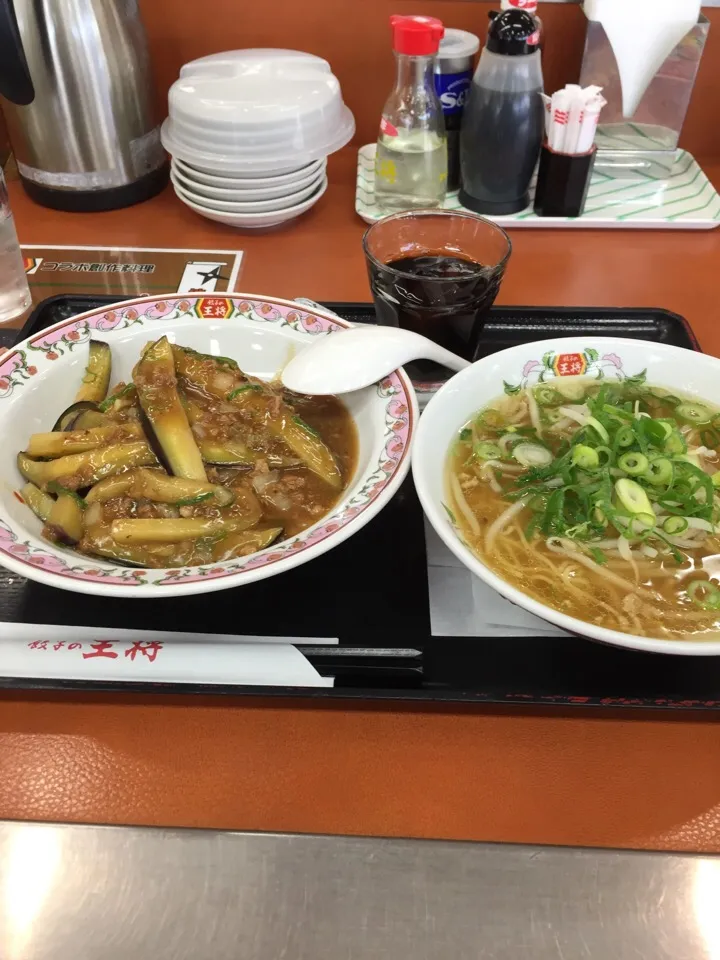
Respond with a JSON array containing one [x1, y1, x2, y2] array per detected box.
[[356, 144, 720, 230]]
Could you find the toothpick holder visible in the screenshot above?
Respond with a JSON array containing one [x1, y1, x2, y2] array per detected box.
[[533, 144, 597, 219]]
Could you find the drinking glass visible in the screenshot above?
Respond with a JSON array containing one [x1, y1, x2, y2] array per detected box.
[[363, 209, 511, 382]]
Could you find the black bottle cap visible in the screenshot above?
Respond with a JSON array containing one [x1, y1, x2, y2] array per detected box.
[[486, 9, 540, 56]]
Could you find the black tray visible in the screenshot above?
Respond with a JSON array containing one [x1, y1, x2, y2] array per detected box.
[[3, 294, 718, 711]]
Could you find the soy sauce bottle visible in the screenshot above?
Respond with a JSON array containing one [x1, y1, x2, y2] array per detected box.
[[459, 9, 544, 215]]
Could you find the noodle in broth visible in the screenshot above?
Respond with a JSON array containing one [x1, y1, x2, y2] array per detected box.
[[447, 375, 720, 640]]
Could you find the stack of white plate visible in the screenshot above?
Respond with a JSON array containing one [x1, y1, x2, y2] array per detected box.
[[162, 49, 355, 229]]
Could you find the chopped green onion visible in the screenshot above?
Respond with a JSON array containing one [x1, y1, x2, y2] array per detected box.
[[676, 402, 712, 425], [614, 478, 653, 516], [644, 457, 673, 486], [47, 482, 86, 508], [664, 431, 687, 455], [459, 428, 472, 442], [616, 426, 635, 448], [98, 383, 134, 412], [712, 471, 720, 489], [589, 547, 608, 565], [642, 419, 671, 446], [175, 492, 213, 507], [594, 445, 612, 465], [586, 416, 610, 444], [293, 415, 320, 438], [474, 441, 502, 461], [627, 514, 656, 539], [663, 516, 689, 535], [603, 404, 634, 423], [227, 384, 263, 400], [534, 386, 562, 406], [618, 452, 649, 476], [571, 444, 600, 470], [512, 443, 553, 468], [687, 580, 720, 610]]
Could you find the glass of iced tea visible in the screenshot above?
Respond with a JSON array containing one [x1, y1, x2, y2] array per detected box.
[[362, 209, 511, 382]]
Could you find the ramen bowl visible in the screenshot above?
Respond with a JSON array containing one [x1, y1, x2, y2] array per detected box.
[[413, 336, 720, 656], [0, 294, 416, 597]]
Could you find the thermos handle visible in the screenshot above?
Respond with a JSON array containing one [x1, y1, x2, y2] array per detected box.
[[0, 0, 34, 105]]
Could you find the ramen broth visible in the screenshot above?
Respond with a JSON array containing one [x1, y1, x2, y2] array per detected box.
[[447, 376, 720, 640]]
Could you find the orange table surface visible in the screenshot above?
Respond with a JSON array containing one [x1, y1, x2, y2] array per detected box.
[[2, 149, 720, 851]]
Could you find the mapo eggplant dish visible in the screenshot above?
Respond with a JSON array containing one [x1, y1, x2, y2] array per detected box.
[[16, 337, 356, 568]]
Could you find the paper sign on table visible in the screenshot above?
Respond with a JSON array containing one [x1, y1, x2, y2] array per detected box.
[[20, 245, 244, 302]]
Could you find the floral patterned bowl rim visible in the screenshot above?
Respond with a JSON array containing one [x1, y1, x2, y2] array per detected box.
[[412, 336, 720, 657], [0, 293, 417, 598]]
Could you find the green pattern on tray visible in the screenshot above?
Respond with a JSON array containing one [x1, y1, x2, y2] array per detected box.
[[356, 144, 720, 230]]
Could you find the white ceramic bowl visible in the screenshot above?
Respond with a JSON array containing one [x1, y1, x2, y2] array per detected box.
[[174, 157, 325, 188], [0, 294, 416, 597], [171, 159, 325, 202], [173, 176, 328, 228], [170, 166, 324, 211], [171, 155, 311, 178], [413, 336, 720, 656]]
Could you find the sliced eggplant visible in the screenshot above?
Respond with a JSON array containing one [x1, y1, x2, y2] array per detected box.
[[264, 412, 342, 489], [110, 515, 254, 544], [198, 439, 256, 467], [82, 525, 177, 568], [211, 527, 283, 562], [133, 337, 207, 481], [44, 488, 85, 545], [198, 439, 300, 469], [127, 468, 234, 507], [18, 442, 157, 491], [26, 423, 143, 458], [74, 408, 110, 430], [17, 453, 47, 488], [20, 483, 54, 522], [52, 400, 107, 432], [75, 340, 112, 403], [85, 473, 135, 503]]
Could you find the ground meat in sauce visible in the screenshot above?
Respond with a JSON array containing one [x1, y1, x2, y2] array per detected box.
[[23, 344, 358, 568]]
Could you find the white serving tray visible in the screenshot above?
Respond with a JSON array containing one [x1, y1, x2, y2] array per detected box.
[[356, 143, 720, 230]]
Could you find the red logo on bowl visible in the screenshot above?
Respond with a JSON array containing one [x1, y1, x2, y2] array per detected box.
[[196, 297, 233, 320], [553, 353, 587, 377]]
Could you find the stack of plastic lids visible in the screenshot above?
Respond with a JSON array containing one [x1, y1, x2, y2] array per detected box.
[[162, 49, 355, 229]]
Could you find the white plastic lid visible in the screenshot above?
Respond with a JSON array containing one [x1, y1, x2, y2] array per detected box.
[[437, 28, 481, 60], [162, 49, 355, 170]]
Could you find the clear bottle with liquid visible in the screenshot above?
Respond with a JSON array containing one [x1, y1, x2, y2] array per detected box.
[[375, 15, 448, 212]]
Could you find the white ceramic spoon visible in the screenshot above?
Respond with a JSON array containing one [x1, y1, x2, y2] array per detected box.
[[281, 325, 470, 395]]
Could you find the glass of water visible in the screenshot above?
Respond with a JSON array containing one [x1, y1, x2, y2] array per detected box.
[[0, 168, 31, 324]]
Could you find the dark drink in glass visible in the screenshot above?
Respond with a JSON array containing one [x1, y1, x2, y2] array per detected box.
[[363, 210, 511, 383]]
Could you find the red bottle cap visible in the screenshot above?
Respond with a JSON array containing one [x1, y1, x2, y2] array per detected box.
[[390, 15, 444, 56]]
